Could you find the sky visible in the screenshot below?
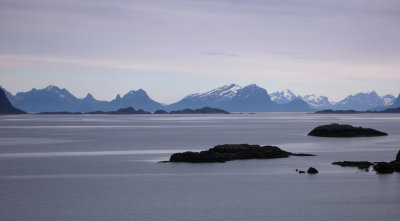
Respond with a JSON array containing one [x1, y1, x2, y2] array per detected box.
[[1, 0, 399, 103]]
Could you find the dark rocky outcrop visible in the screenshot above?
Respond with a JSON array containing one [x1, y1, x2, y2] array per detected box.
[[106, 107, 150, 114], [38, 111, 83, 115], [378, 107, 400, 113], [315, 109, 360, 114], [38, 107, 151, 115], [169, 144, 314, 163], [154, 110, 168, 114], [0, 88, 26, 115], [307, 167, 318, 174], [308, 123, 387, 137], [315, 107, 400, 114], [332, 161, 374, 169], [373, 162, 395, 174], [87, 107, 150, 114], [37, 106, 229, 115], [169, 107, 230, 114]]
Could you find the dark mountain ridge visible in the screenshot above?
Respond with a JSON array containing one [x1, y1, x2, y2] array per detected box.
[[0, 88, 26, 114], [4, 85, 163, 113]]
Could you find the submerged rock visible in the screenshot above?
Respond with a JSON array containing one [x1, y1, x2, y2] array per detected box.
[[169, 144, 314, 163], [307, 167, 318, 174], [307, 123, 387, 137]]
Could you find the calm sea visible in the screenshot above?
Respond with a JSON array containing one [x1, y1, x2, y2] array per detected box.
[[0, 113, 399, 220]]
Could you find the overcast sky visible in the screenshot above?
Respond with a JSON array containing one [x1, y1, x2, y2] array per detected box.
[[1, 0, 399, 103]]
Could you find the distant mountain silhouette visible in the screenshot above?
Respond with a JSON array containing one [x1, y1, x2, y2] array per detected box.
[[2, 84, 397, 113], [333, 91, 392, 111], [6, 85, 163, 113], [108, 89, 163, 112], [0, 88, 26, 114], [11, 85, 81, 112]]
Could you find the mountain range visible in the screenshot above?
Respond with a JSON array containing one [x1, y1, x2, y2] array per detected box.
[[270, 89, 398, 111], [1, 84, 399, 113], [2, 85, 163, 113]]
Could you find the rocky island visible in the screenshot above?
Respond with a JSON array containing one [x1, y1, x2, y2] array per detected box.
[[38, 107, 151, 115], [168, 144, 314, 163], [315, 107, 400, 114], [167, 107, 230, 114], [37, 106, 229, 115], [307, 123, 388, 137]]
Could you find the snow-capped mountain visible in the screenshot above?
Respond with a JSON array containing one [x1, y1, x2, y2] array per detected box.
[[389, 94, 400, 108], [270, 89, 333, 109], [269, 89, 396, 111], [176, 84, 242, 107], [270, 89, 298, 104], [166, 84, 310, 112], [301, 94, 333, 109], [382, 94, 396, 106]]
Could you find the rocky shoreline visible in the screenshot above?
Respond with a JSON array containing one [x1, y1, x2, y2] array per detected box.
[[332, 150, 400, 174]]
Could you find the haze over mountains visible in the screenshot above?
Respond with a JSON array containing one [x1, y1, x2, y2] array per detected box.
[[1, 84, 399, 113]]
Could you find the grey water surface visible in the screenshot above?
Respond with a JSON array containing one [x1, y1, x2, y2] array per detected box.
[[0, 113, 399, 220]]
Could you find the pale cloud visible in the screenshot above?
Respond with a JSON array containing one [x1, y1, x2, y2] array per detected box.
[[0, 0, 399, 102]]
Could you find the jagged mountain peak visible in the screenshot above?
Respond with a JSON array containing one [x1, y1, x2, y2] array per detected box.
[[84, 93, 95, 100], [45, 85, 60, 91], [270, 89, 298, 104], [123, 89, 150, 99], [110, 88, 163, 112], [391, 93, 400, 108], [334, 91, 389, 111]]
